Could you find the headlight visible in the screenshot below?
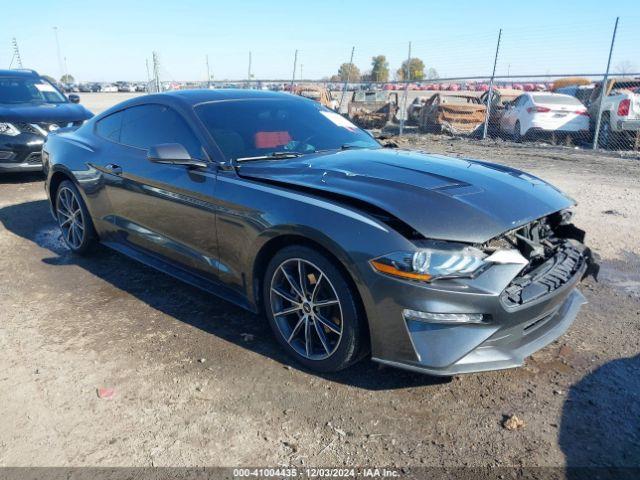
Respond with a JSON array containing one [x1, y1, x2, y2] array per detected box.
[[370, 245, 487, 282], [0, 123, 20, 136]]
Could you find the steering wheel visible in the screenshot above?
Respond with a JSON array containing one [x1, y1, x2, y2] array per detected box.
[[287, 134, 322, 152]]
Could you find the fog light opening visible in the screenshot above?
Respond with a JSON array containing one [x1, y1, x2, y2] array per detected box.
[[403, 309, 488, 324]]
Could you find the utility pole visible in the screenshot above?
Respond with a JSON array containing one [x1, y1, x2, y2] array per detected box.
[[291, 49, 298, 91], [145, 58, 151, 91], [300, 63, 303, 81], [339, 46, 355, 113], [399, 41, 412, 135], [482, 29, 502, 140], [53, 27, 65, 81], [206, 54, 211, 88], [10, 37, 23, 69], [247, 51, 252, 88], [593, 17, 619, 149], [152, 51, 161, 93]]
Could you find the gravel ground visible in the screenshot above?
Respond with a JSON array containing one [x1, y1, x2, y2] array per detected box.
[[0, 99, 638, 472]]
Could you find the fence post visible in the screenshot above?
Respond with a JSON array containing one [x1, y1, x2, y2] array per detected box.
[[339, 46, 355, 114], [399, 41, 412, 136], [482, 29, 502, 140], [593, 17, 619, 150]]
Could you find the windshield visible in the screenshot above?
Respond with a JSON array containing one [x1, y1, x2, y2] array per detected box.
[[195, 97, 380, 160], [0, 76, 67, 104]]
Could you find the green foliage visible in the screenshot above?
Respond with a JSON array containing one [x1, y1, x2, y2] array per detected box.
[[426, 67, 439, 80], [60, 74, 75, 84], [371, 55, 389, 82], [396, 58, 425, 81], [337, 63, 361, 82]]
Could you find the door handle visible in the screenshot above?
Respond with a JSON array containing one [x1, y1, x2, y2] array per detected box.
[[104, 163, 123, 175]]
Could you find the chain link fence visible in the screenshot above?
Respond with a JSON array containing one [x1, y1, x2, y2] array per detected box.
[[95, 16, 640, 152]]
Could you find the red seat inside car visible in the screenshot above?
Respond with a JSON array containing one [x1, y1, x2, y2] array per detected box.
[[254, 131, 291, 149]]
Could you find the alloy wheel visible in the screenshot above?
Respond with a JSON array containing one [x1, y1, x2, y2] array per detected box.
[[269, 258, 343, 360], [56, 186, 85, 250]]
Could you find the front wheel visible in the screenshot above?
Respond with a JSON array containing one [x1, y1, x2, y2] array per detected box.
[[263, 246, 367, 372], [55, 180, 97, 254]]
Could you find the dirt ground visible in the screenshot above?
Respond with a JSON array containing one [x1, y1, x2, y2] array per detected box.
[[0, 100, 639, 472]]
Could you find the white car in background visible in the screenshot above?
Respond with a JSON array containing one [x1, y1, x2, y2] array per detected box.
[[100, 84, 118, 93], [587, 78, 640, 149], [500, 92, 590, 142]]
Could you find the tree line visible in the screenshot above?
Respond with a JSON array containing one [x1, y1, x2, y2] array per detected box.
[[329, 56, 439, 83]]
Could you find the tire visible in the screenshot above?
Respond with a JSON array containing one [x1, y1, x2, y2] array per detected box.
[[513, 121, 522, 143], [597, 115, 617, 150], [55, 180, 97, 254], [263, 245, 367, 372]]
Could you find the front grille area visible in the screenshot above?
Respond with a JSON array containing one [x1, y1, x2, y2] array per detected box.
[[25, 152, 42, 164], [14, 122, 76, 136], [501, 241, 584, 307]]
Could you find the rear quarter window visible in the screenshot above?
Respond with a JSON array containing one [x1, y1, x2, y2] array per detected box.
[[95, 111, 123, 142]]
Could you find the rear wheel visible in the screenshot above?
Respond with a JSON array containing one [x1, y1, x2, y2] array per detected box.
[[597, 114, 616, 149], [55, 180, 97, 254], [263, 246, 367, 372]]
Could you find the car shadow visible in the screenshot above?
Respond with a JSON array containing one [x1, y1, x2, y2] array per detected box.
[[559, 354, 640, 479], [0, 199, 449, 391], [0, 172, 45, 184]]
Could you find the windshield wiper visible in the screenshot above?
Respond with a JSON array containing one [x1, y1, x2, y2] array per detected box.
[[235, 151, 305, 162]]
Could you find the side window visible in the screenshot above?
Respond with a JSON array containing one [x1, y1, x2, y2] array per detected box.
[[95, 111, 123, 142], [120, 104, 203, 159]]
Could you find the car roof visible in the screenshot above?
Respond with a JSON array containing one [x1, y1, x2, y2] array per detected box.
[[0, 69, 39, 78], [164, 88, 298, 105], [94, 88, 309, 121]]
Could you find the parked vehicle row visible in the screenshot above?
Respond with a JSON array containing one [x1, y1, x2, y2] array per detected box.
[[69, 82, 148, 93], [402, 79, 640, 150], [382, 82, 551, 92]]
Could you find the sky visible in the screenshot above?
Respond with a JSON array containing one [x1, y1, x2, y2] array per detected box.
[[3, 0, 639, 82]]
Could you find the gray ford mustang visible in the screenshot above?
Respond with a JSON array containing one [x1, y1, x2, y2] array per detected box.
[[42, 89, 596, 375]]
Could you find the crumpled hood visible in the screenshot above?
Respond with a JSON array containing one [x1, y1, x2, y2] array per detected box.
[[237, 148, 574, 243], [0, 102, 93, 123]]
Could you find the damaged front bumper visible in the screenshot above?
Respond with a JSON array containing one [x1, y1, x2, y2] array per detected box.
[[365, 229, 594, 376], [374, 288, 586, 376]]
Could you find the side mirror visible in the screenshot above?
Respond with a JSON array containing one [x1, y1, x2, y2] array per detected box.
[[68, 94, 80, 104], [147, 143, 207, 168]]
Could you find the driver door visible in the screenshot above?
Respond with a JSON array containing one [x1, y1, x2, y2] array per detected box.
[[100, 103, 220, 280]]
